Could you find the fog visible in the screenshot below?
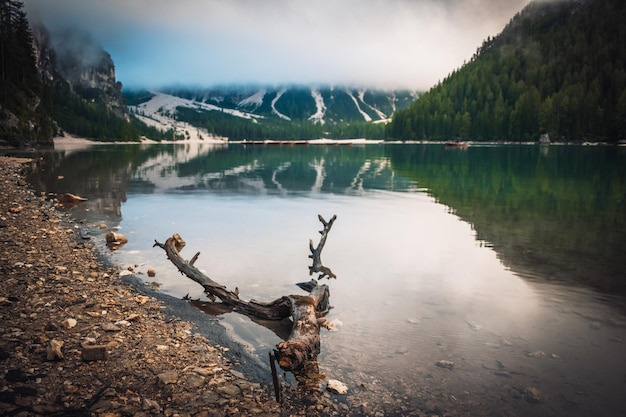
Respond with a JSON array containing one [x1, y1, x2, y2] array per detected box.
[[24, 0, 530, 90]]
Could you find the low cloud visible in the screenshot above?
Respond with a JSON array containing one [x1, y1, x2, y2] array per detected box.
[[24, 0, 530, 90]]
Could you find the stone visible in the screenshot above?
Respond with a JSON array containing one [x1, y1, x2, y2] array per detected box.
[[326, 379, 348, 395], [125, 313, 140, 322], [524, 387, 542, 403], [142, 398, 161, 412], [105, 231, 128, 249], [46, 339, 64, 361], [217, 384, 242, 398], [181, 373, 205, 388], [63, 318, 77, 329], [101, 322, 121, 332], [192, 367, 213, 377], [157, 370, 178, 385], [436, 360, 455, 369], [82, 345, 107, 361], [230, 370, 245, 379], [200, 391, 220, 404], [147, 268, 156, 277]]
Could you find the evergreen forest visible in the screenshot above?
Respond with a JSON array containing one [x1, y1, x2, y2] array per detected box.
[[0, 0, 53, 145], [172, 106, 386, 141], [388, 0, 626, 143]]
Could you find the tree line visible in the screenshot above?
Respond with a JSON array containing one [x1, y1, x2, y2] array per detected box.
[[173, 106, 385, 141], [0, 0, 54, 145]]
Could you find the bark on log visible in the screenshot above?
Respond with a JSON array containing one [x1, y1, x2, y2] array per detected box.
[[274, 284, 329, 372]]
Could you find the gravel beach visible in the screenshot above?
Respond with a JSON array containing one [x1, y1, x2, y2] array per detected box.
[[0, 156, 288, 417]]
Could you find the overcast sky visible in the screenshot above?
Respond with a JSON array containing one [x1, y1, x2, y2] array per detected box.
[[23, 0, 530, 90]]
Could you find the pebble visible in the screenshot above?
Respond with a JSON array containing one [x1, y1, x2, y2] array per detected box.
[[326, 379, 348, 395], [63, 318, 77, 329], [100, 322, 121, 332], [47, 339, 64, 360]]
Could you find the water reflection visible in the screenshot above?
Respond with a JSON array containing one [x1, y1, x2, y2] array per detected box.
[[387, 144, 626, 296], [23, 142, 626, 417]]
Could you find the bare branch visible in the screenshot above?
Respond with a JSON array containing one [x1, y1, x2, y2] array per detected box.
[[153, 234, 291, 320], [308, 214, 337, 279]]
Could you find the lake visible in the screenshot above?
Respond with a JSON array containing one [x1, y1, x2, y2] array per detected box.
[[26, 142, 626, 416]]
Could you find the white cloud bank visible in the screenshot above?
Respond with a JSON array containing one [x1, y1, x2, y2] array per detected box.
[[24, 0, 530, 90]]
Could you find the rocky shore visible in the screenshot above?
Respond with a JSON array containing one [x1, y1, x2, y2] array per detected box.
[[0, 156, 287, 417]]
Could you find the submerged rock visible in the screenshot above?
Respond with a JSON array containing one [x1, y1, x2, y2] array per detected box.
[[435, 360, 455, 369], [57, 193, 87, 203], [524, 387, 543, 403], [105, 231, 128, 249]]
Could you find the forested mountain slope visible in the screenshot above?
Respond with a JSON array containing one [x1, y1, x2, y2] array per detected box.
[[388, 0, 626, 142], [135, 86, 417, 141]]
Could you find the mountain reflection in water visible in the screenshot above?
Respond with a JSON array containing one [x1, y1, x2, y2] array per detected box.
[[26, 142, 626, 417]]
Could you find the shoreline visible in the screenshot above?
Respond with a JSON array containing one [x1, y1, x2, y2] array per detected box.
[[47, 135, 621, 150], [0, 156, 284, 416]]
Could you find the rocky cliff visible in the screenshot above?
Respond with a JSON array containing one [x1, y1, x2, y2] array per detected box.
[[31, 23, 128, 119]]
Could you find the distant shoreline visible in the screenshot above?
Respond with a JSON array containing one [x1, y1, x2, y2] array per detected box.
[[50, 136, 621, 149]]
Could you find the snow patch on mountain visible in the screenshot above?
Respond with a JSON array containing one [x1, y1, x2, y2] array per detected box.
[[129, 92, 264, 141], [308, 88, 327, 125], [358, 90, 387, 120], [271, 88, 291, 121], [239, 89, 266, 109], [345, 89, 372, 122]]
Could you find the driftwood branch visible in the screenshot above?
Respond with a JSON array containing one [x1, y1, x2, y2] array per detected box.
[[153, 214, 338, 373], [153, 234, 292, 320], [308, 214, 337, 279]]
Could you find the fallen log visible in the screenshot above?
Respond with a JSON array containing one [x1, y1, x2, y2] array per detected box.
[[153, 215, 337, 373]]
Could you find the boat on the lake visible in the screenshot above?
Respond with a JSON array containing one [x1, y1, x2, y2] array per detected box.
[[444, 141, 470, 148]]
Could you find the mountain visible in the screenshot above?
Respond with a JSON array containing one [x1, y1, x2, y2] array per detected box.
[[33, 25, 128, 118], [164, 85, 417, 124], [29, 22, 159, 142], [388, 0, 626, 143], [127, 86, 417, 141]]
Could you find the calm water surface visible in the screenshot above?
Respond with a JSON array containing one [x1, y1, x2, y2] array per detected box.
[[28, 142, 626, 416]]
